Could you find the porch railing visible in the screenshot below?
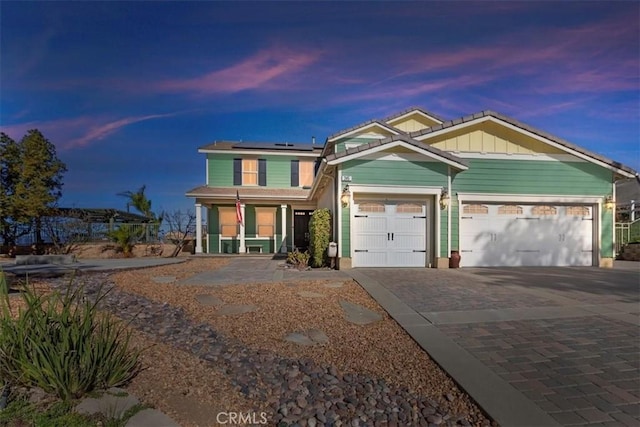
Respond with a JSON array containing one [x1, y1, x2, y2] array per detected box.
[[615, 219, 640, 254]]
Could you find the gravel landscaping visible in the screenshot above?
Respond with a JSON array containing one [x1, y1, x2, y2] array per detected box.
[[24, 258, 494, 426]]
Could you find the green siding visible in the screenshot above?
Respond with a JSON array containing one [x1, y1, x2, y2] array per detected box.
[[208, 154, 234, 186], [450, 197, 459, 251], [341, 207, 350, 257], [208, 208, 219, 253], [601, 210, 613, 258], [207, 153, 314, 188], [343, 159, 448, 186], [453, 159, 611, 195]]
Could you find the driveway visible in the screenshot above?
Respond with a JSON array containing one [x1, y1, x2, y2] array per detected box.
[[349, 267, 640, 427]]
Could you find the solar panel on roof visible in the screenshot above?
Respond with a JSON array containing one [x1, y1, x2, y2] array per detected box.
[[233, 142, 314, 151]]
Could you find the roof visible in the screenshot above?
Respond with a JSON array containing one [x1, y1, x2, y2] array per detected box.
[[186, 186, 311, 200], [381, 106, 446, 124], [409, 110, 638, 178], [199, 140, 323, 154], [325, 134, 468, 170], [616, 178, 640, 203], [326, 120, 404, 142]]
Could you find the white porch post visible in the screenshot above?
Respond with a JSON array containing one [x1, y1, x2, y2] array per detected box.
[[280, 204, 288, 253], [239, 203, 246, 253], [195, 203, 203, 254]]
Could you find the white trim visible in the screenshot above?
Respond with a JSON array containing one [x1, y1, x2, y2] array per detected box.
[[435, 193, 441, 260], [326, 140, 468, 170], [413, 116, 635, 178], [337, 168, 343, 259], [205, 157, 210, 184], [239, 203, 246, 253], [349, 184, 442, 195], [457, 193, 603, 204], [280, 204, 287, 253], [447, 168, 452, 256], [198, 148, 320, 157], [611, 182, 616, 259], [358, 151, 442, 162], [328, 122, 401, 142], [195, 203, 203, 254], [454, 152, 586, 162]]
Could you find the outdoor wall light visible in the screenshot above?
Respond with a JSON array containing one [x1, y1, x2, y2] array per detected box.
[[341, 185, 351, 208], [604, 195, 615, 210], [440, 189, 450, 210]]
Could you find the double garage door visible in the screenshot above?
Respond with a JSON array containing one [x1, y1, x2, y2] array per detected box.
[[352, 201, 427, 267], [459, 203, 594, 267]]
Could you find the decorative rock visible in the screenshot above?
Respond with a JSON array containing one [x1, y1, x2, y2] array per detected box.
[[216, 304, 257, 316], [339, 300, 383, 325], [297, 290, 325, 298], [427, 413, 443, 424], [195, 294, 224, 306], [306, 329, 329, 343], [151, 276, 176, 284]]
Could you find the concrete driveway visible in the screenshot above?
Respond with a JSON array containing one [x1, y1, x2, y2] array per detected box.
[[349, 266, 640, 427]]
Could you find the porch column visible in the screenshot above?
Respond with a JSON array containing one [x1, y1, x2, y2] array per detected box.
[[239, 203, 246, 253], [195, 203, 203, 254], [280, 204, 288, 253]]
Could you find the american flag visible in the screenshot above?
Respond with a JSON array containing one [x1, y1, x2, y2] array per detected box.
[[235, 191, 243, 225]]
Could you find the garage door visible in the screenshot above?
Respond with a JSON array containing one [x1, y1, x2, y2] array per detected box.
[[459, 204, 593, 267], [352, 201, 427, 267]]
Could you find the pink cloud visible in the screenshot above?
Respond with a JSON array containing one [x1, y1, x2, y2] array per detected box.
[[1, 113, 178, 150], [156, 46, 320, 95]]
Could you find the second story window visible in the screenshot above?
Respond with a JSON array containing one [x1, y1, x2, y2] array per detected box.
[[291, 160, 315, 187], [234, 158, 267, 186]]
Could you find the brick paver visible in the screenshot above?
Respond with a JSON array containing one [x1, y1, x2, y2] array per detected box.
[[358, 267, 640, 426]]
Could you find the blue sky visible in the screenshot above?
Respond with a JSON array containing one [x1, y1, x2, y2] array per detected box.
[[1, 1, 638, 214]]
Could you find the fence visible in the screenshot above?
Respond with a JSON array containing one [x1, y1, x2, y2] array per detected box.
[[615, 219, 640, 254]]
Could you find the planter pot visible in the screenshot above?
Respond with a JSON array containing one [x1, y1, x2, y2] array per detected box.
[[449, 251, 461, 268]]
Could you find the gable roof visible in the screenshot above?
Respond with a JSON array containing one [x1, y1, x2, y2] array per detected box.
[[409, 110, 637, 178], [382, 106, 445, 125], [326, 120, 404, 142], [325, 134, 468, 170]]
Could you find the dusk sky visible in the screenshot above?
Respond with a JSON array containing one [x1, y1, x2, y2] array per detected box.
[[1, 1, 639, 214]]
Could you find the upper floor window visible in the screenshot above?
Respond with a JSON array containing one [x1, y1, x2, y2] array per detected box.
[[234, 158, 266, 186], [291, 160, 315, 187]]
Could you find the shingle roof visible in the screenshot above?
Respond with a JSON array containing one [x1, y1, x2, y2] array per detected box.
[[325, 134, 468, 169], [409, 111, 637, 177], [186, 186, 310, 200], [326, 120, 404, 142], [199, 140, 323, 154]]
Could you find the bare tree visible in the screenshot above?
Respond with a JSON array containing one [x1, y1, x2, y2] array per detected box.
[[162, 209, 196, 257], [40, 208, 89, 254]]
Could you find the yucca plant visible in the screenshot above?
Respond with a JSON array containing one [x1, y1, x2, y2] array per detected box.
[[0, 278, 143, 401]]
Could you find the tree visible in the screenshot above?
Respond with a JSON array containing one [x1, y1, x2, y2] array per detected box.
[[117, 185, 156, 220], [0, 130, 67, 248], [162, 209, 196, 257]]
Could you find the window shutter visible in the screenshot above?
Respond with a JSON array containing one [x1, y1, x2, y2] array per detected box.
[[314, 159, 321, 175], [233, 158, 242, 186], [258, 159, 267, 186], [291, 160, 299, 187]]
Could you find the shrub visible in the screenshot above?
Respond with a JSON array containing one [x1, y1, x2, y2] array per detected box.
[[107, 226, 143, 257], [286, 250, 310, 270], [0, 279, 143, 401], [309, 208, 332, 268]]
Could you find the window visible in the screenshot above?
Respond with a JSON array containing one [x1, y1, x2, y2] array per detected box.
[[396, 203, 422, 213], [234, 158, 267, 186], [532, 205, 557, 216], [358, 202, 385, 213], [462, 204, 488, 214], [219, 208, 237, 237], [255, 208, 275, 237], [567, 206, 589, 216], [291, 160, 315, 187], [498, 205, 523, 215]]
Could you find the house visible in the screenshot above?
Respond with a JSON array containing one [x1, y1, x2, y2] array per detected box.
[[186, 107, 637, 268]]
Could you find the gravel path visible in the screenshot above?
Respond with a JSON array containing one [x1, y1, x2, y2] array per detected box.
[[41, 268, 493, 427]]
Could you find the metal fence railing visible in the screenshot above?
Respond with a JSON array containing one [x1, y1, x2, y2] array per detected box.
[[615, 219, 640, 254]]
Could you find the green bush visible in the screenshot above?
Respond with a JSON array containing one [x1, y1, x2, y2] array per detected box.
[[309, 208, 332, 268], [0, 279, 143, 401], [286, 250, 310, 270], [107, 226, 143, 257]]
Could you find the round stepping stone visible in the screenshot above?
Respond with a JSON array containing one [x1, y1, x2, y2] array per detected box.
[[339, 300, 382, 325], [151, 276, 176, 284], [216, 304, 257, 316], [306, 328, 329, 343], [298, 290, 325, 298], [284, 332, 316, 346], [324, 282, 344, 288], [194, 294, 223, 306]]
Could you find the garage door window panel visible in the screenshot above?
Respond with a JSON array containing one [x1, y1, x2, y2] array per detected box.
[[358, 202, 385, 213]]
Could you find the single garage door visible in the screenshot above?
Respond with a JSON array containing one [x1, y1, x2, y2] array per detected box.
[[352, 201, 427, 267], [459, 203, 593, 267]]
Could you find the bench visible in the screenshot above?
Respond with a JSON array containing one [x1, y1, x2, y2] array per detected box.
[[246, 245, 263, 254]]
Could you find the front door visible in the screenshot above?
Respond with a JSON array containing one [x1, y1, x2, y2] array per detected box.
[[294, 210, 313, 251]]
